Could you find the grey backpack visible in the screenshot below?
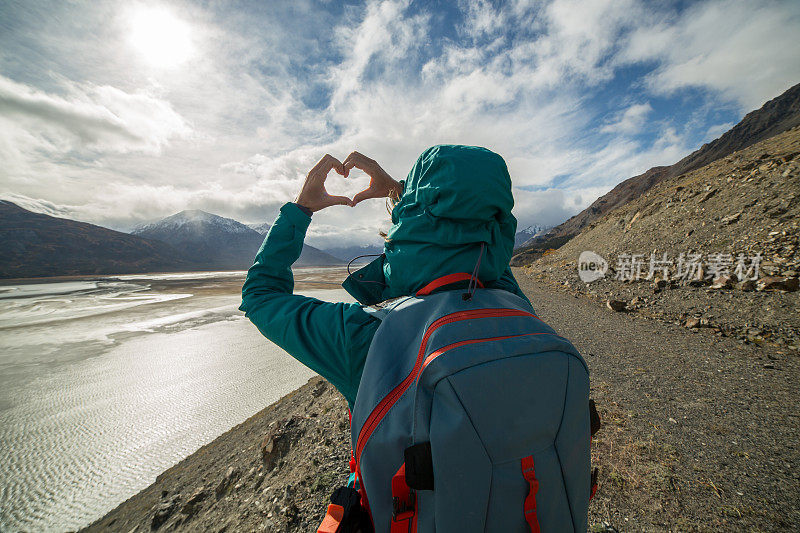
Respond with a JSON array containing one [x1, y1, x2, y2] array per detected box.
[[348, 279, 597, 532]]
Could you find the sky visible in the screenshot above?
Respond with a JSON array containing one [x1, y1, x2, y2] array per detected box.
[[1, 0, 798, 248]]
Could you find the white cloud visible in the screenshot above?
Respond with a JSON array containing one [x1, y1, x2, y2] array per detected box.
[[0, 75, 191, 156], [0, 192, 78, 219], [601, 103, 653, 134], [704, 121, 736, 141], [619, 0, 800, 110]]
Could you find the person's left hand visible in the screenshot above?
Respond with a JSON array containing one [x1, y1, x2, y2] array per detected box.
[[294, 154, 354, 212]]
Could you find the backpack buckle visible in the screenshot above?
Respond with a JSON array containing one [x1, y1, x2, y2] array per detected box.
[[391, 491, 416, 521]]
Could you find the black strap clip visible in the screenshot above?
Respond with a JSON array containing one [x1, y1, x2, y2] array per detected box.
[[392, 491, 416, 520], [590, 399, 601, 436], [404, 442, 434, 491]]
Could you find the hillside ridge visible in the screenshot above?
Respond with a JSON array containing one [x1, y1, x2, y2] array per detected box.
[[0, 201, 192, 278], [513, 81, 800, 263], [523, 126, 799, 350]]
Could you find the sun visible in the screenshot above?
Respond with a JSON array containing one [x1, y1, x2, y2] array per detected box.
[[128, 6, 193, 69]]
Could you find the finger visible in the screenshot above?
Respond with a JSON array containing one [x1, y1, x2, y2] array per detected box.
[[325, 194, 354, 207], [343, 151, 370, 173], [310, 154, 332, 175], [342, 151, 359, 166], [319, 154, 346, 176], [342, 153, 358, 172], [352, 187, 382, 205]]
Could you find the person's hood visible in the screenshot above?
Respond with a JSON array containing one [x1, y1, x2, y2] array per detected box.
[[343, 144, 521, 305]]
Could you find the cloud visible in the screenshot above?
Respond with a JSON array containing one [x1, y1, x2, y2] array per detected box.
[[0, 192, 79, 219], [601, 103, 653, 134], [704, 121, 736, 141], [512, 187, 578, 230], [619, 0, 800, 110], [0, 75, 191, 156]]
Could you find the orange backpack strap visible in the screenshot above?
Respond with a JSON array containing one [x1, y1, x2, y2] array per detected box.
[[521, 455, 541, 533], [589, 399, 601, 500], [317, 504, 344, 533], [415, 273, 484, 296]]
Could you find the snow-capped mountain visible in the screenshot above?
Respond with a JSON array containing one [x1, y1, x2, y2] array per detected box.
[[134, 210, 253, 235], [133, 210, 341, 268], [514, 225, 551, 249], [247, 222, 272, 235]]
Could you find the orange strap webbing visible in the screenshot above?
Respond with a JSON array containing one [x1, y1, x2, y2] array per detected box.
[[415, 273, 484, 296], [521, 455, 541, 533], [317, 503, 344, 533]]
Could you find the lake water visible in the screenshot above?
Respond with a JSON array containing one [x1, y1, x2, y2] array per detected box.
[[0, 268, 352, 531]]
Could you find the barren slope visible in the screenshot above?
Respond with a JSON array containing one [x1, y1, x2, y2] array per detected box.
[[514, 82, 800, 260], [523, 127, 800, 350]]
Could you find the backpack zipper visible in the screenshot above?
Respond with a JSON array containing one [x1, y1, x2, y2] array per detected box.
[[419, 331, 552, 374], [355, 307, 539, 463]]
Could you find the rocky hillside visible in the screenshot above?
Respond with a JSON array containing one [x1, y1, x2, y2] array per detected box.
[[0, 201, 192, 278], [514, 81, 800, 260], [81, 377, 351, 533], [522, 126, 800, 351]]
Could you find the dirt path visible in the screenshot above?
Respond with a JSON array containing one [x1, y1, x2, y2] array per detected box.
[[514, 268, 800, 531]]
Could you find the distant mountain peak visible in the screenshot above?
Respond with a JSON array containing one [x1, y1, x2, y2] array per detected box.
[[132, 209, 342, 268], [134, 210, 254, 235], [176, 209, 213, 218], [246, 222, 272, 235]]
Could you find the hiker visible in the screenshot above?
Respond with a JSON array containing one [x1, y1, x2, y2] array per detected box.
[[239, 147, 534, 408], [241, 146, 595, 532]]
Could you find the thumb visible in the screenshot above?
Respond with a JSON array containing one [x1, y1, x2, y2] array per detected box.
[[328, 194, 354, 207], [352, 188, 380, 205]]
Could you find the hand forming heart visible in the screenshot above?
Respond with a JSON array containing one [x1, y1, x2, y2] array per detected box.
[[294, 152, 402, 213]]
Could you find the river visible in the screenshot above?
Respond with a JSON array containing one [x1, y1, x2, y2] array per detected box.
[[0, 268, 352, 531]]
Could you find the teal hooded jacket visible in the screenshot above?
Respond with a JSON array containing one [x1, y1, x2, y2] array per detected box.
[[240, 145, 532, 407]]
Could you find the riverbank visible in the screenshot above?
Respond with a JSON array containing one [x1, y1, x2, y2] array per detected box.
[[83, 268, 799, 531], [81, 376, 350, 532], [0, 268, 352, 531]]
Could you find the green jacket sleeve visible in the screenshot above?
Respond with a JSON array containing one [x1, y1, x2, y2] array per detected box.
[[239, 202, 381, 406]]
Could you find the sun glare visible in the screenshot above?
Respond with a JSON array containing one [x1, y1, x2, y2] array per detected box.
[[128, 6, 192, 68]]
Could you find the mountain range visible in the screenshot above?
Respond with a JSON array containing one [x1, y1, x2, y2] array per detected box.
[[512, 81, 800, 264], [0, 206, 341, 279], [514, 225, 550, 248], [131, 210, 340, 270], [0, 200, 193, 278]]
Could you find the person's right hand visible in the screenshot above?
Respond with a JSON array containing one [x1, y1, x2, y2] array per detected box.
[[294, 154, 353, 212], [343, 151, 402, 205]]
